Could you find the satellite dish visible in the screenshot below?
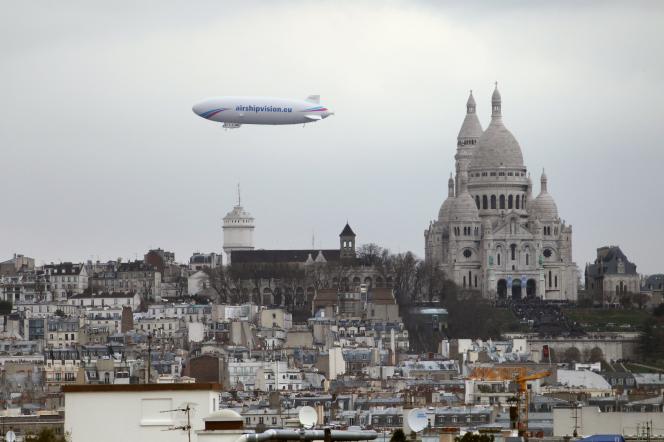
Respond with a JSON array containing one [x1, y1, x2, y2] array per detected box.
[[298, 406, 317, 429], [406, 408, 428, 433]]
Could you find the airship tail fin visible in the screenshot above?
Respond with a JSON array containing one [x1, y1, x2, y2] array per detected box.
[[304, 114, 323, 121], [305, 95, 320, 104]]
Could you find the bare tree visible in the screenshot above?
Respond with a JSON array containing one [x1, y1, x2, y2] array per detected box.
[[202, 266, 232, 303], [357, 243, 385, 266]]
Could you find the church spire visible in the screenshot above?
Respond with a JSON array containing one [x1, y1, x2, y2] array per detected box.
[[466, 90, 476, 114], [540, 169, 548, 193], [491, 81, 502, 118], [448, 173, 455, 197]]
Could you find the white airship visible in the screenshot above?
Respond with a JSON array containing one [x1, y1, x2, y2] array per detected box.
[[192, 95, 334, 129]]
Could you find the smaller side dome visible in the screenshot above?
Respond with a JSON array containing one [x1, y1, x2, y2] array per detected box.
[[450, 173, 479, 222], [438, 198, 454, 223], [531, 169, 558, 220], [438, 172, 455, 223], [451, 193, 480, 221]]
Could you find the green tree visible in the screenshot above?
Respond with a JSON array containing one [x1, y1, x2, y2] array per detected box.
[[390, 429, 407, 442], [455, 433, 494, 442], [25, 428, 67, 442], [638, 318, 664, 361]]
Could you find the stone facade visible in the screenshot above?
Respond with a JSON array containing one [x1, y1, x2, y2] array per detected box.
[[424, 86, 578, 300]]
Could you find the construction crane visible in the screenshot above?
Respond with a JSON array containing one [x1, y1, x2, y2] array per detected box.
[[467, 367, 551, 439], [512, 370, 552, 438]]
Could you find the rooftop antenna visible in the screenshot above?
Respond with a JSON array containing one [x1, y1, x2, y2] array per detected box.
[[237, 182, 241, 206], [161, 403, 195, 442]]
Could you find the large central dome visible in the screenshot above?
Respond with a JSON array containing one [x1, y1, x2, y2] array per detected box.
[[469, 86, 524, 170]]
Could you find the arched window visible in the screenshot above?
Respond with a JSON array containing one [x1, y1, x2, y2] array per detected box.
[[483, 195, 488, 210], [510, 244, 516, 261], [463, 276, 467, 288], [508, 195, 513, 209], [500, 195, 505, 209], [549, 270, 552, 288], [522, 195, 526, 209], [475, 196, 480, 209], [526, 254, 529, 265], [474, 275, 478, 287], [491, 195, 497, 209], [468, 271, 472, 285], [555, 275, 558, 288], [516, 195, 520, 209], [497, 253, 501, 266]]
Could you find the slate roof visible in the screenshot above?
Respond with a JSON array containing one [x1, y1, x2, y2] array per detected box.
[[44, 262, 83, 275], [644, 274, 664, 290], [587, 246, 638, 277], [231, 249, 340, 264], [118, 260, 156, 272], [339, 223, 355, 237]]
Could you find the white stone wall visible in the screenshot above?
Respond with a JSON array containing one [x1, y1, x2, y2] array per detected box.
[[64, 388, 217, 442]]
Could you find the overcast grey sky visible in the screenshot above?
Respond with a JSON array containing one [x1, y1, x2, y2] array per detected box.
[[1, 1, 663, 274]]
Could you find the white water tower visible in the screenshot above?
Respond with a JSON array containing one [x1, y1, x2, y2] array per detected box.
[[222, 186, 255, 264]]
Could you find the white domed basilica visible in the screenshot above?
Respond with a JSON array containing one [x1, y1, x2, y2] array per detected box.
[[424, 85, 577, 300]]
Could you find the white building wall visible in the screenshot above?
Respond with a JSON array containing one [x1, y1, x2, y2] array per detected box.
[[64, 387, 218, 442], [553, 406, 664, 437]]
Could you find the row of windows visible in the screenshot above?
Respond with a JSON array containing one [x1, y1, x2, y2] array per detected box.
[[246, 416, 279, 425], [49, 333, 75, 341], [453, 226, 479, 237], [472, 171, 526, 178], [50, 372, 76, 382], [139, 323, 175, 330], [474, 194, 526, 210]]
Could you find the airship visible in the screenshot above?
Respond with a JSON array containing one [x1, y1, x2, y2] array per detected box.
[[192, 95, 334, 129]]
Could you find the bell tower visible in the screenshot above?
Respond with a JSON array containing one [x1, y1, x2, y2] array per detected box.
[[339, 223, 356, 263]]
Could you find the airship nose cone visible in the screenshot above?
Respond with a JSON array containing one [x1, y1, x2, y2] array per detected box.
[[192, 102, 205, 116]]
